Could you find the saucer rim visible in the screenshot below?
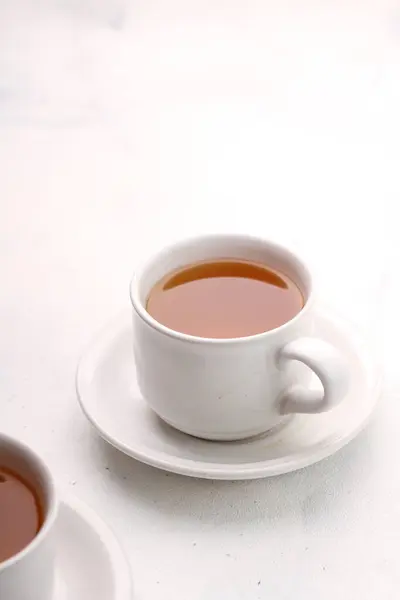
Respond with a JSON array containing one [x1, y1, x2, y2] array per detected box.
[[77, 309, 382, 480], [58, 494, 133, 599]]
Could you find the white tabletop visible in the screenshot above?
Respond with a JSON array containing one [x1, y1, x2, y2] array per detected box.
[[0, 1, 398, 598]]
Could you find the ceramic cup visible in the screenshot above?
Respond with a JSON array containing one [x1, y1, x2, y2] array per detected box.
[[0, 433, 58, 600], [130, 235, 350, 441]]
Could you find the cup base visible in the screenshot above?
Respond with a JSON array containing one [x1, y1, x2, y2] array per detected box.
[[157, 413, 293, 442]]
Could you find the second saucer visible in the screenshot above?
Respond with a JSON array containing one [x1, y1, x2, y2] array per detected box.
[[55, 495, 132, 600]]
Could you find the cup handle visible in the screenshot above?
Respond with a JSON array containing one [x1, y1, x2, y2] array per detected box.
[[278, 338, 350, 415]]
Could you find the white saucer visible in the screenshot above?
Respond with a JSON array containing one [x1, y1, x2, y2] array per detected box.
[[55, 496, 132, 599], [77, 309, 381, 480]]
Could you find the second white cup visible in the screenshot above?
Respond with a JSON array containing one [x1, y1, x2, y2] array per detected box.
[[0, 433, 58, 600]]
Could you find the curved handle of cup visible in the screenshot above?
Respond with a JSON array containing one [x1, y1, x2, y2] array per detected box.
[[278, 338, 350, 415]]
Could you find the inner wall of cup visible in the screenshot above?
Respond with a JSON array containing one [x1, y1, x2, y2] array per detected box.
[[138, 236, 311, 306], [0, 439, 52, 524]]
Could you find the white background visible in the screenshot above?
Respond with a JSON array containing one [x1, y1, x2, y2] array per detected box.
[[0, 0, 399, 598]]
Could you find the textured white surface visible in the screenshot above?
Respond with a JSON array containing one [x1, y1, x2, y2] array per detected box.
[[0, 0, 398, 598]]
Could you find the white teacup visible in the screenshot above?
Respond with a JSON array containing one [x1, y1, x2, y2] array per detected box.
[[0, 433, 58, 600], [130, 235, 350, 441]]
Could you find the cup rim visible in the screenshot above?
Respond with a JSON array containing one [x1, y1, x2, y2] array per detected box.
[[0, 433, 58, 572], [130, 234, 314, 345]]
